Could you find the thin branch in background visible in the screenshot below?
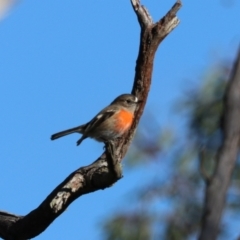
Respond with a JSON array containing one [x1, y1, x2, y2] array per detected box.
[[199, 47, 240, 240]]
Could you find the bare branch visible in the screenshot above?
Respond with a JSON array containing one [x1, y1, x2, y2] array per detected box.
[[199, 47, 240, 240], [130, 0, 153, 28], [0, 155, 121, 239], [0, 1, 182, 239], [156, 0, 181, 39]]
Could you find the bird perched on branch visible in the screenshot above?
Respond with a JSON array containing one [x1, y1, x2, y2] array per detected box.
[[51, 94, 140, 146]]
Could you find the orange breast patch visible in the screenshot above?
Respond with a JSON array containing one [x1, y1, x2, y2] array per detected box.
[[115, 109, 134, 131]]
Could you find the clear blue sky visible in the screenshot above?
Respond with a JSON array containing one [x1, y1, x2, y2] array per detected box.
[[0, 0, 239, 239]]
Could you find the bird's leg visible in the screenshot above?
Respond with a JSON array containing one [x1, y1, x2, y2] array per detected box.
[[105, 140, 122, 179]]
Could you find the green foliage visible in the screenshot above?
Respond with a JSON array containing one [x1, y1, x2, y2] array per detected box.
[[103, 213, 152, 240], [102, 62, 240, 240], [178, 64, 229, 149]]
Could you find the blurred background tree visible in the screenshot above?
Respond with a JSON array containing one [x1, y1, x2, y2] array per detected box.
[[102, 58, 240, 240]]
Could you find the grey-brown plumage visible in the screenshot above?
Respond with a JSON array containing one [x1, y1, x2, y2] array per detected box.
[[51, 94, 139, 146]]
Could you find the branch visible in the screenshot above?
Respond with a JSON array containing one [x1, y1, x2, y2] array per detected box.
[[199, 47, 240, 240], [0, 1, 182, 239], [130, 0, 153, 28]]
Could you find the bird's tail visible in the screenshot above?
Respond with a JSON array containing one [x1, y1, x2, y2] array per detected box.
[[51, 125, 85, 141]]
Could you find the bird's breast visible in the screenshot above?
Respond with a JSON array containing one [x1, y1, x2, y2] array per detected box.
[[115, 109, 134, 131]]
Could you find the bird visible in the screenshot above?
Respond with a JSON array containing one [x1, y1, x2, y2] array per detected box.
[[51, 94, 140, 146]]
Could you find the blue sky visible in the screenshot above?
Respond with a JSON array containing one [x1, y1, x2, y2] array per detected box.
[[0, 0, 239, 239]]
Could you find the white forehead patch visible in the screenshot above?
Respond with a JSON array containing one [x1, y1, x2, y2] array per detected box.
[[135, 96, 138, 102]]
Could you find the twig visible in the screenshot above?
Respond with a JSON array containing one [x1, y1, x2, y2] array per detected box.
[[130, 0, 153, 28]]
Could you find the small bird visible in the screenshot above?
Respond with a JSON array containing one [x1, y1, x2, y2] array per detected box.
[[51, 94, 140, 146]]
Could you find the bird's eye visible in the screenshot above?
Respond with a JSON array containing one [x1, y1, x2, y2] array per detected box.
[[126, 99, 131, 104]]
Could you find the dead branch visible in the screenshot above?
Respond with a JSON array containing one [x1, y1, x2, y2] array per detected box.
[[0, 1, 181, 239]]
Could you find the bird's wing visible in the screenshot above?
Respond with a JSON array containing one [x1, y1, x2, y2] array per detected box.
[[84, 108, 116, 134]]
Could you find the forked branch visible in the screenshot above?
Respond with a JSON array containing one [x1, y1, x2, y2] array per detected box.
[[0, 1, 181, 239]]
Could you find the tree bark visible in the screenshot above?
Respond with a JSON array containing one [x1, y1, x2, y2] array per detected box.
[[199, 48, 240, 240], [0, 1, 181, 239]]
